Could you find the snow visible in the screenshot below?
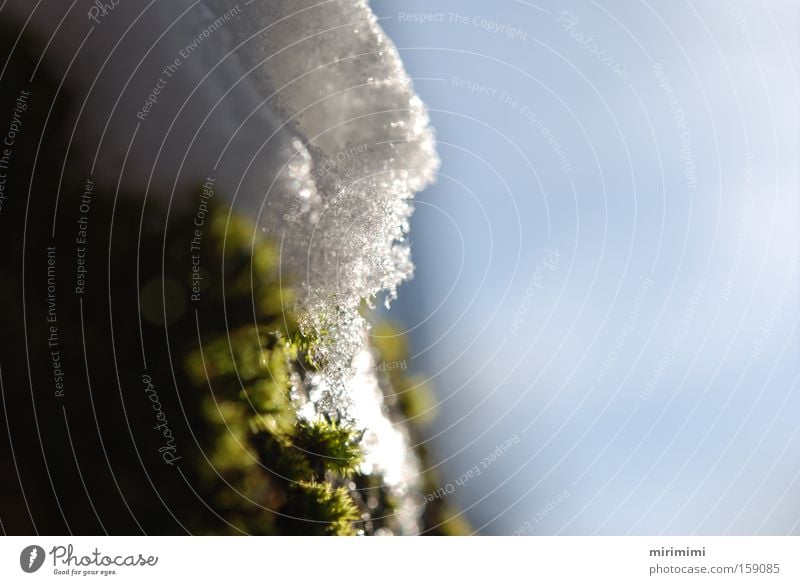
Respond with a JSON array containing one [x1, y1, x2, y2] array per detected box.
[[220, 0, 439, 413]]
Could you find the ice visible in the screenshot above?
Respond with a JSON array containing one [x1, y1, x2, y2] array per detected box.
[[211, 0, 440, 413]]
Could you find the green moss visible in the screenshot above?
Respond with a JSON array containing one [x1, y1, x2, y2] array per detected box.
[[282, 482, 361, 536], [295, 419, 363, 478]]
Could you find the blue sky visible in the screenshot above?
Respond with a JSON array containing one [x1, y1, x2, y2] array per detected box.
[[372, 0, 799, 534]]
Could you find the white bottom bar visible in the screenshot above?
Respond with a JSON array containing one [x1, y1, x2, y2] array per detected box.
[[1, 536, 797, 584]]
